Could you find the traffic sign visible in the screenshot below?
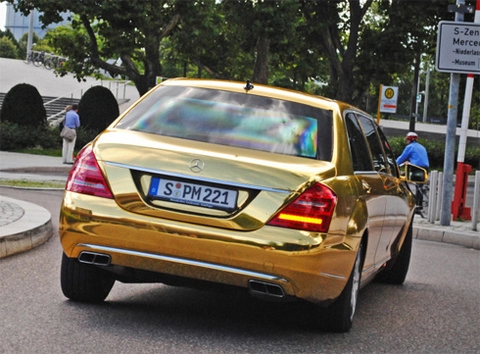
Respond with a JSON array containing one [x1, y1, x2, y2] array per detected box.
[[436, 21, 480, 74], [379, 85, 398, 113]]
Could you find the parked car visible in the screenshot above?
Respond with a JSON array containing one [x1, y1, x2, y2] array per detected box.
[[59, 78, 426, 332]]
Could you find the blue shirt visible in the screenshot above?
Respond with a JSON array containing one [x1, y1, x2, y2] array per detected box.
[[65, 110, 80, 129], [396, 141, 429, 168]]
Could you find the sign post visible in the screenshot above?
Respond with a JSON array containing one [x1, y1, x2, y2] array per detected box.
[[435, 0, 473, 226]]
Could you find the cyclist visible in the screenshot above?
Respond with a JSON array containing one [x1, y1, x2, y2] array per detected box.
[[396, 132, 429, 213]]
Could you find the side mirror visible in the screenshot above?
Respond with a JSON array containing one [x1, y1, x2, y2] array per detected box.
[[403, 164, 428, 183]]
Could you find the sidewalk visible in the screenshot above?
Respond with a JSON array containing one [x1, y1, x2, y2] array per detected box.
[[0, 151, 478, 258]]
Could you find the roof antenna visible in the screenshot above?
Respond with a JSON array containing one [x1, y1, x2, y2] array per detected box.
[[244, 80, 254, 91]]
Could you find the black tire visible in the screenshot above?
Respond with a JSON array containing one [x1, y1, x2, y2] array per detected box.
[[33, 57, 43, 67], [44, 58, 54, 70], [316, 242, 364, 333], [60, 253, 115, 303], [376, 222, 412, 285]]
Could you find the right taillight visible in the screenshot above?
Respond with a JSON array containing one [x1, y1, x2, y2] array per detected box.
[[65, 145, 113, 199], [267, 183, 337, 233]]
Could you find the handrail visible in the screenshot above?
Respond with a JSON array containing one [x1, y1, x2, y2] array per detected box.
[[45, 80, 132, 123]]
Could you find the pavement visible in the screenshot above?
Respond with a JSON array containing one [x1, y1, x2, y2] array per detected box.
[[0, 150, 479, 259]]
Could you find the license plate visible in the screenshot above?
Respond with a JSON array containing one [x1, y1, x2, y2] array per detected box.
[[148, 177, 238, 211]]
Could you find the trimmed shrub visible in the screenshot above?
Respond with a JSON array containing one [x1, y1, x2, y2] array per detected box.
[[78, 85, 120, 134], [0, 83, 47, 127]]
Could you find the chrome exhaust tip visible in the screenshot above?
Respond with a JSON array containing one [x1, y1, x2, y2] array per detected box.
[[248, 280, 285, 298], [78, 251, 111, 266]]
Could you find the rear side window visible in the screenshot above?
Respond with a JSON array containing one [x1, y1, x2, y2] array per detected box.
[[115, 86, 333, 160], [377, 128, 399, 177], [356, 115, 390, 174], [345, 113, 374, 172]]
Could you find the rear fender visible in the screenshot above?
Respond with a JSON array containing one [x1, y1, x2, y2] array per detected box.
[[346, 198, 368, 236]]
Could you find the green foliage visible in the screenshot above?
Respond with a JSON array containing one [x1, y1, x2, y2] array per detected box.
[[3, 0, 479, 122], [75, 127, 100, 151], [0, 29, 21, 58], [0, 121, 59, 151], [17, 32, 41, 59], [78, 86, 120, 134], [0, 37, 19, 58], [0, 83, 47, 127], [0, 120, 98, 154]]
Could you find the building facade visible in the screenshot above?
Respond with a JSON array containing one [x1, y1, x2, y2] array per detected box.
[[5, 3, 70, 40]]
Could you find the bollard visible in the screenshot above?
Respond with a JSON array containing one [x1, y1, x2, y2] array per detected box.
[[452, 162, 472, 220], [472, 171, 479, 231], [428, 171, 438, 224], [436, 172, 444, 222]]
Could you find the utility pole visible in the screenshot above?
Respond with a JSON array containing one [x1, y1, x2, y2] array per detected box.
[[422, 67, 430, 123], [26, 8, 34, 59], [451, 0, 480, 221]]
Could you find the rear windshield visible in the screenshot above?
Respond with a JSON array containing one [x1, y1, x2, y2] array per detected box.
[[115, 85, 333, 160]]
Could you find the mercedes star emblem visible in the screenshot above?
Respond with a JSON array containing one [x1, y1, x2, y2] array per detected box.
[[189, 159, 205, 173]]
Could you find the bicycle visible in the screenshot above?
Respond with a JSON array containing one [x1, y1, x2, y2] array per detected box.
[[23, 51, 35, 64], [44, 54, 65, 70], [399, 163, 429, 218], [24, 51, 45, 67]]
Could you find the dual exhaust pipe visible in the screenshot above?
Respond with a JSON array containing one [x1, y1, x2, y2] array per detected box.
[[248, 279, 285, 298], [78, 252, 286, 299], [78, 251, 111, 266]]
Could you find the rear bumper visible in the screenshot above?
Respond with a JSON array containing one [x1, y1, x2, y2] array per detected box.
[[59, 192, 361, 304]]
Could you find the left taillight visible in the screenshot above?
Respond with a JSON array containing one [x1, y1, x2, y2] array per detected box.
[[267, 183, 337, 233], [65, 145, 113, 199]]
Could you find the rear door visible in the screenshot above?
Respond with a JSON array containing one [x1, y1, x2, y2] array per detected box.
[[355, 114, 408, 265], [345, 112, 386, 274]]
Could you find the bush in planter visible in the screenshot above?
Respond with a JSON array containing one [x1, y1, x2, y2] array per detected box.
[[78, 85, 120, 134]]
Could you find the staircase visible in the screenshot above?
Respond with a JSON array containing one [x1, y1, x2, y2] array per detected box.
[[43, 96, 80, 126]]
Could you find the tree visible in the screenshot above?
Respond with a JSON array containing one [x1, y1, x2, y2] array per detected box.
[[7, 0, 190, 96], [0, 29, 21, 59], [0, 37, 19, 59], [373, 0, 451, 130], [299, 0, 375, 104], [218, 0, 303, 84]]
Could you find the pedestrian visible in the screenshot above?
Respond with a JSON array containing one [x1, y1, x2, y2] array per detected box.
[[396, 131, 429, 212], [61, 104, 80, 164]]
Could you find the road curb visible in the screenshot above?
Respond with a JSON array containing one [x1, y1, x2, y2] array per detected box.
[[0, 197, 54, 259], [413, 225, 480, 250]]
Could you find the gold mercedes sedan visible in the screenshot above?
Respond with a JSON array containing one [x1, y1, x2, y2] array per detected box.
[[59, 78, 426, 332]]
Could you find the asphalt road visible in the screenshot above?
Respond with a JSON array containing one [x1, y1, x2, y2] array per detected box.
[[0, 187, 479, 353]]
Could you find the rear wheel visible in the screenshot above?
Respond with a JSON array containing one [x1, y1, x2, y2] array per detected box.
[[61, 253, 115, 303], [44, 58, 54, 70], [316, 242, 364, 333], [376, 222, 412, 285]]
